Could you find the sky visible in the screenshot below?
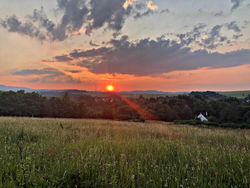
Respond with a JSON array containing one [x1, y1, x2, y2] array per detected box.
[[0, 0, 250, 92]]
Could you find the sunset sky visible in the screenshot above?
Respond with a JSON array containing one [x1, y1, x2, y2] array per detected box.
[[0, 0, 250, 91]]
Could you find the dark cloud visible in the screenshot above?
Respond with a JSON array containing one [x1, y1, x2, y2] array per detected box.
[[177, 23, 206, 46], [66, 70, 82, 73], [70, 47, 110, 58], [108, 35, 129, 47], [135, 3, 146, 10], [13, 68, 62, 76], [133, 3, 169, 20], [41, 59, 55, 63], [227, 21, 241, 33], [85, 0, 132, 35], [54, 55, 73, 62], [53, 0, 88, 41], [13, 68, 80, 83], [54, 36, 250, 76], [242, 20, 250, 29], [28, 7, 55, 33], [200, 25, 225, 49], [29, 75, 80, 84], [231, 0, 243, 12], [1, 7, 58, 41], [233, 34, 243, 39], [112, 31, 122, 38], [89, 40, 99, 47], [30, 0, 89, 41], [0, 8, 53, 41], [1, 0, 134, 41], [134, 9, 154, 19], [160, 9, 170, 14], [0, 15, 46, 40], [213, 11, 224, 17], [176, 22, 243, 50]]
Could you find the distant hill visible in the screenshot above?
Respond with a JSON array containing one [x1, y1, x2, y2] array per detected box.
[[1, 84, 249, 99], [0, 84, 33, 92], [0, 84, 187, 97]]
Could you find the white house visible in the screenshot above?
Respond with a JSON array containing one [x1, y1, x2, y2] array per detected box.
[[197, 113, 208, 122]]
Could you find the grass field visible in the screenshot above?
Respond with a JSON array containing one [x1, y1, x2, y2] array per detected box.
[[0, 117, 249, 187], [219, 90, 250, 98]]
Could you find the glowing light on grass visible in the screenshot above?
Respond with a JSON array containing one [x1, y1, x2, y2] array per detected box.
[[105, 85, 158, 120], [116, 93, 158, 120]]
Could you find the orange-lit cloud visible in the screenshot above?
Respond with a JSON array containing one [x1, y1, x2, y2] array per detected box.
[[147, 1, 158, 10], [72, 28, 95, 35], [3, 64, 249, 92], [73, 28, 85, 35], [123, 0, 137, 9]]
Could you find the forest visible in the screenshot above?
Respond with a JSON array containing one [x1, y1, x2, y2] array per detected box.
[[0, 90, 249, 128]]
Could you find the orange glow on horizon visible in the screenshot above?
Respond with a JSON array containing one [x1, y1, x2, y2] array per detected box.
[[106, 84, 115, 92]]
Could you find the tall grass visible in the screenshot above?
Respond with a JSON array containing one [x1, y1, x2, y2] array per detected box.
[[0, 117, 249, 187]]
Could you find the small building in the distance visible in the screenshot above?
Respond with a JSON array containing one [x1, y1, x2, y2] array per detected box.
[[197, 113, 208, 122]]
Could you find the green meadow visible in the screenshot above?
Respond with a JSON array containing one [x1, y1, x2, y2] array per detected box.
[[0, 117, 249, 187], [219, 90, 250, 99]]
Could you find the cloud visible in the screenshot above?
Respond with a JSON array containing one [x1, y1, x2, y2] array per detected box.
[[123, 0, 137, 9], [176, 22, 244, 50], [89, 40, 99, 47], [69, 47, 110, 58], [53, 35, 250, 76], [134, 9, 154, 19], [177, 23, 207, 46], [233, 34, 243, 39], [53, 0, 89, 40], [28, 7, 55, 33], [133, 1, 167, 20], [242, 20, 250, 29], [85, 0, 132, 35], [13, 68, 80, 83], [200, 25, 225, 49], [227, 21, 241, 33], [65, 70, 82, 73], [135, 2, 146, 10], [1, 0, 134, 41], [0, 4, 87, 41], [147, 1, 158, 10], [213, 11, 224, 17], [13, 68, 62, 76], [160, 8, 170, 14], [0, 15, 46, 40], [54, 55, 73, 62], [231, 0, 243, 12], [133, 8, 168, 19]]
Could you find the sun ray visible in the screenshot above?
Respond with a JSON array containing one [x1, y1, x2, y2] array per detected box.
[[115, 93, 158, 120]]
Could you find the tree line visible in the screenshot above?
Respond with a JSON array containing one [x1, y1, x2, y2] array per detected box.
[[0, 90, 249, 128]]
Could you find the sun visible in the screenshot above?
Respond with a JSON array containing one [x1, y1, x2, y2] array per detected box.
[[106, 85, 115, 92]]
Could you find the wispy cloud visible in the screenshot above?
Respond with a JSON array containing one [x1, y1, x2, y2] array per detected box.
[[231, 0, 243, 12], [13, 68, 80, 84]]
